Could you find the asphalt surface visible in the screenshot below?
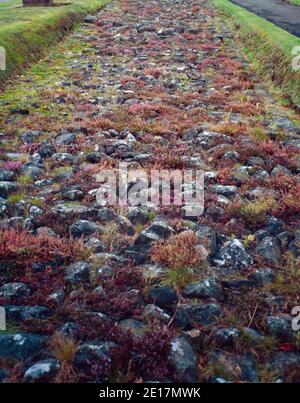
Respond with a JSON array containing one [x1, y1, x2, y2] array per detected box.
[[230, 0, 300, 38]]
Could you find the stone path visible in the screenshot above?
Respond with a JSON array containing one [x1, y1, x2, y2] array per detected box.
[[0, 0, 300, 383], [231, 0, 300, 38]]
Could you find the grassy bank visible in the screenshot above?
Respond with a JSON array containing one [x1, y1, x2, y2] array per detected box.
[[0, 0, 108, 83], [213, 0, 300, 108]]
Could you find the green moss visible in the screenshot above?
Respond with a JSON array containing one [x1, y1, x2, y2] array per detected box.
[[0, 0, 109, 83], [213, 0, 300, 107]]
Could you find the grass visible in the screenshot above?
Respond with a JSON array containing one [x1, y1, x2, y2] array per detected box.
[[151, 232, 207, 289], [287, 0, 300, 5], [0, 0, 109, 83], [213, 0, 300, 108]]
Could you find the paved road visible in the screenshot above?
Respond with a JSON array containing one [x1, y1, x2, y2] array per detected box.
[[231, 0, 300, 38]]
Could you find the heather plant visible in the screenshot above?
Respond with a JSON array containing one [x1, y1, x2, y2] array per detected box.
[[0, 229, 87, 272]]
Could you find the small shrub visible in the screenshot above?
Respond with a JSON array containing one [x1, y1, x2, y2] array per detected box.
[[134, 223, 144, 234], [2, 161, 22, 171], [0, 228, 86, 271], [250, 127, 269, 142], [151, 231, 206, 289], [265, 252, 300, 305], [152, 231, 204, 270], [18, 175, 34, 186], [101, 222, 132, 252], [164, 267, 194, 290], [239, 197, 278, 225], [258, 364, 280, 383], [50, 333, 78, 383], [28, 197, 43, 208], [50, 333, 78, 364]]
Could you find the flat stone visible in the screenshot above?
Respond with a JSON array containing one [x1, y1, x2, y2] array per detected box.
[[209, 184, 237, 199], [0, 282, 31, 300], [74, 341, 115, 369], [267, 352, 300, 378], [55, 132, 76, 145], [70, 220, 102, 238], [148, 286, 179, 308], [174, 303, 222, 329], [23, 359, 60, 383], [0, 169, 15, 181], [0, 181, 19, 198], [266, 316, 293, 341], [4, 305, 52, 321], [216, 239, 253, 269], [194, 225, 217, 256], [183, 277, 224, 301], [0, 333, 47, 360], [65, 261, 90, 285], [169, 336, 197, 382], [52, 203, 97, 220], [213, 327, 242, 347], [248, 268, 276, 286], [142, 304, 171, 323], [135, 220, 174, 244], [255, 236, 281, 265], [118, 318, 149, 336]]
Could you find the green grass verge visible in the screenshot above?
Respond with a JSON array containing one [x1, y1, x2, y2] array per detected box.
[[287, 0, 300, 5], [0, 0, 109, 83], [213, 0, 300, 108]]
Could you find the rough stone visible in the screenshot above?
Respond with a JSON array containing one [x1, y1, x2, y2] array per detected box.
[[65, 261, 90, 285], [183, 277, 224, 301], [169, 336, 197, 382], [23, 359, 60, 383]]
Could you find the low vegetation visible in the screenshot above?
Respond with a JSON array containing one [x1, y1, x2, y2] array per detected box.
[[213, 0, 300, 107], [0, 0, 108, 83]]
